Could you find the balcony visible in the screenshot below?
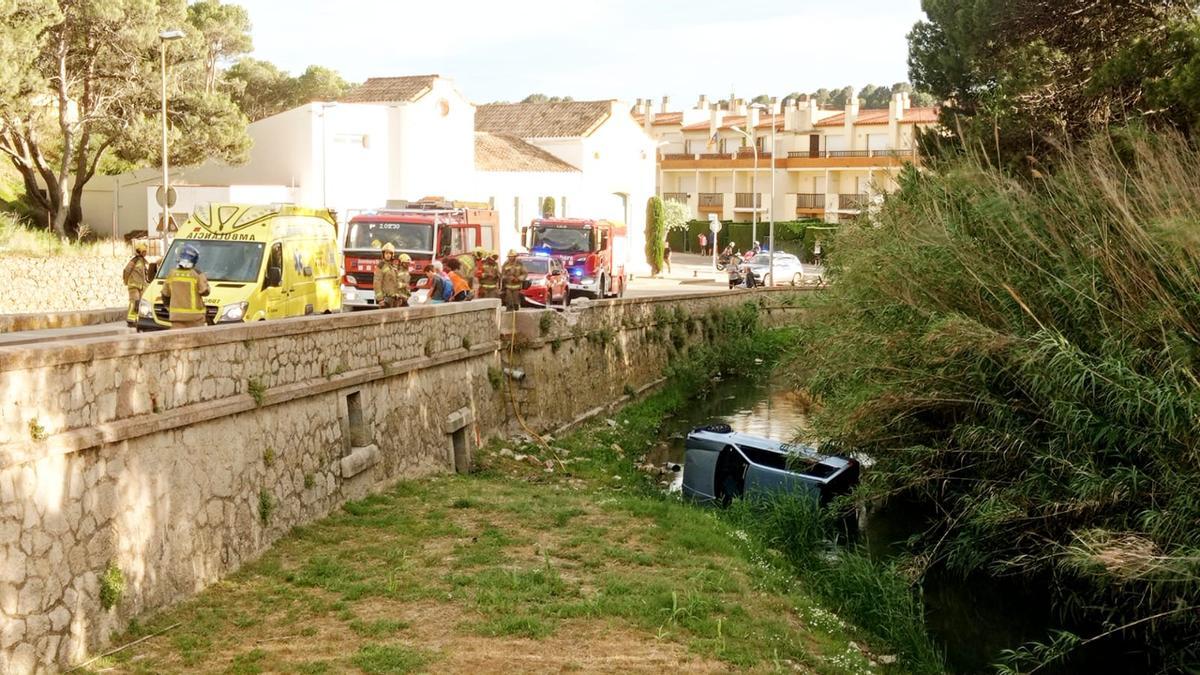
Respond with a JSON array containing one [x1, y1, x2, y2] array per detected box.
[[662, 153, 693, 161], [735, 193, 763, 210], [794, 193, 823, 211], [663, 192, 689, 204], [839, 194, 868, 211], [698, 193, 724, 210], [786, 148, 918, 159]]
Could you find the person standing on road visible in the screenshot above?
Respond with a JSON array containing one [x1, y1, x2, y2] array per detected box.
[[501, 250, 527, 312], [374, 243, 403, 309], [395, 254, 412, 307], [726, 256, 743, 289], [476, 250, 501, 300], [161, 244, 209, 329], [813, 239, 823, 266], [123, 242, 151, 319], [698, 232, 708, 256], [663, 243, 672, 275]]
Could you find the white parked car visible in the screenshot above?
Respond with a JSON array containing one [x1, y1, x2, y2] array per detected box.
[[744, 253, 811, 286]]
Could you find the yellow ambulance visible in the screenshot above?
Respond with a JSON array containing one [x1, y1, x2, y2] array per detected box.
[[136, 203, 341, 330]]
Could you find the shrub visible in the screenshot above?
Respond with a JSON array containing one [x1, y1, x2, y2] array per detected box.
[[799, 131, 1200, 668], [541, 196, 556, 219], [99, 562, 124, 610], [645, 197, 665, 275]]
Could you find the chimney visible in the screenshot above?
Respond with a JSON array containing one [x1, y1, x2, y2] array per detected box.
[[892, 92, 905, 122], [799, 98, 817, 130], [747, 106, 760, 132], [661, 96, 670, 113], [902, 91, 911, 110], [845, 98, 859, 151], [635, 98, 643, 109], [697, 94, 708, 110], [735, 98, 747, 116], [709, 107, 721, 144], [770, 96, 779, 115]]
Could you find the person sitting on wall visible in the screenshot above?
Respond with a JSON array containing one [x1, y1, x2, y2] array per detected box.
[[423, 264, 452, 304]]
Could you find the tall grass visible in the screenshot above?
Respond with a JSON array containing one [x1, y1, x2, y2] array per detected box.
[[797, 130, 1200, 670], [0, 210, 123, 257], [727, 496, 946, 673]]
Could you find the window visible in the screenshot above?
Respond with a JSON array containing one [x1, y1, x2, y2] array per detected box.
[[346, 391, 369, 449]]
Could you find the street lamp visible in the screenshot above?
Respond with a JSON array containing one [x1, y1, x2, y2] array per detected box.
[[158, 29, 185, 243], [750, 102, 776, 286], [730, 125, 758, 262]]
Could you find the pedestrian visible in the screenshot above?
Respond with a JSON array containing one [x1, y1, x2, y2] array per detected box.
[[813, 239, 823, 266], [698, 232, 708, 256], [374, 243, 404, 309], [123, 242, 151, 320], [726, 256, 743, 290], [501, 250, 527, 311], [663, 243, 672, 275], [476, 250, 501, 299], [444, 258, 473, 301], [160, 244, 209, 329]]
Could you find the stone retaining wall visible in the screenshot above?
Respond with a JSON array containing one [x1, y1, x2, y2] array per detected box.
[[0, 255, 128, 315], [0, 288, 809, 672]]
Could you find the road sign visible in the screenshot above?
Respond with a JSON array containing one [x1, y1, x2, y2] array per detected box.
[[155, 185, 178, 208], [708, 215, 722, 234]]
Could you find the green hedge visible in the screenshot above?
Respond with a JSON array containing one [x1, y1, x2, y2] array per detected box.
[[667, 219, 829, 260]]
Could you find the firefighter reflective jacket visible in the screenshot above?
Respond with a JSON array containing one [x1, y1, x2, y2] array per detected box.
[[162, 268, 210, 322]]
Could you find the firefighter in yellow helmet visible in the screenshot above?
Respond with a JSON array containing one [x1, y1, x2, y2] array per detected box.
[[160, 244, 209, 329], [374, 243, 404, 309], [476, 247, 501, 300], [123, 242, 151, 323], [500, 249, 527, 312], [395, 253, 413, 307]]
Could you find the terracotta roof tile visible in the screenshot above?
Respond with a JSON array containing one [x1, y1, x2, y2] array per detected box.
[[341, 75, 439, 103], [475, 133, 579, 173], [475, 101, 615, 138], [816, 106, 940, 127]]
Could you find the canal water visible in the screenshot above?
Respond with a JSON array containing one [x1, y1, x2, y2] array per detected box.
[[646, 376, 1136, 674]]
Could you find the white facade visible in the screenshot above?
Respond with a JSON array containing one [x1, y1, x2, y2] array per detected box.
[[82, 75, 655, 273]]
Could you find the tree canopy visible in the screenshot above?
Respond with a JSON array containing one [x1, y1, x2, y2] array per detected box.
[[0, 0, 352, 235], [908, 0, 1199, 165], [521, 93, 574, 104]]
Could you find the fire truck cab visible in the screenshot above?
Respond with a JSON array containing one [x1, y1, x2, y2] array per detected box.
[[341, 199, 498, 309], [523, 218, 627, 299]]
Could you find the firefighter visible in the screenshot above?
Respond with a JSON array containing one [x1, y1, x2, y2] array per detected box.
[[374, 243, 403, 309], [501, 250, 527, 312], [395, 253, 413, 307], [123, 242, 150, 319], [476, 249, 501, 300], [160, 244, 209, 329]]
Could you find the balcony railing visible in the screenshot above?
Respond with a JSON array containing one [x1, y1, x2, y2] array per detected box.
[[839, 194, 868, 210], [662, 153, 693, 161], [735, 150, 773, 160], [698, 193, 724, 208], [663, 192, 689, 204], [785, 148, 918, 159], [735, 193, 763, 209], [698, 152, 733, 160], [794, 193, 823, 210]]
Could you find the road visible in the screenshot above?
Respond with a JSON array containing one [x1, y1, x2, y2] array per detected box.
[[0, 254, 820, 346]]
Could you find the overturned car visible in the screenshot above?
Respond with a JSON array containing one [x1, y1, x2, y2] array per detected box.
[[682, 424, 860, 506]]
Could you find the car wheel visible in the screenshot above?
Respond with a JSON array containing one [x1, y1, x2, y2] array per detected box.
[[792, 273, 802, 286]]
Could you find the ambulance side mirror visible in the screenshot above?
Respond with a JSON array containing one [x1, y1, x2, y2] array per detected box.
[[265, 266, 282, 288]]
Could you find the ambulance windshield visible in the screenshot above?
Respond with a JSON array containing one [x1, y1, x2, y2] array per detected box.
[[347, 221, 434, 252], [531, 225, 592, 254], [158, 240, 265, 283]]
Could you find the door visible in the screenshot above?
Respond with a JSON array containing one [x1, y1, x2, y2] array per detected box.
[[809, 135, 820, 157], [263, 242, 286, 320], [285, 240, 317, 316]]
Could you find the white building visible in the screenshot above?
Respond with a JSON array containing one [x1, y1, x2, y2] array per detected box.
[[634, 93, 939, 224], [83, 74, 655, 271]]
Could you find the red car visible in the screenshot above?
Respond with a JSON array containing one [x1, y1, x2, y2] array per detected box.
[[519, 255, 570, 308]]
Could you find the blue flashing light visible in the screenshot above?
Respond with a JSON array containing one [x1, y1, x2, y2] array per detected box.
[[532, 246, 552, 257]]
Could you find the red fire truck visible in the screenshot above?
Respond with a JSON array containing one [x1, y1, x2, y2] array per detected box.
[[522, 218, 627, 299], [341, 199, 498, 309]]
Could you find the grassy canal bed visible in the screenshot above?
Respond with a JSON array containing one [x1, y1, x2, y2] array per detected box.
[[85, 327, 916, 674]]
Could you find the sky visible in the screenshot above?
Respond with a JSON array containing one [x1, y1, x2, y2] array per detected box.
[[233, 0, 927, 105]]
